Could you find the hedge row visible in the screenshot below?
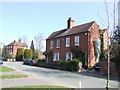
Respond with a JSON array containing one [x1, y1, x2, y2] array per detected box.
[[38, 58, 80, 71], [57, 59, 80, 71]]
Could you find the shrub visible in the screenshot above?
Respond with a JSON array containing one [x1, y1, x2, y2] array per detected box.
[[24, 49, 33, 59], [16, 48, 24, 61], [57, 59, 80, 71], [66, 59, 80, 71]]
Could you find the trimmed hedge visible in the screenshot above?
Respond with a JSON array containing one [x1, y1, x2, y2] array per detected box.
[[38, 58, 81, 71], [57, 59, 80, 71]]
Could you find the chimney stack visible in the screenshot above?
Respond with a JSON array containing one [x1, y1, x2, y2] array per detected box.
[[67, 17, 74, 29]]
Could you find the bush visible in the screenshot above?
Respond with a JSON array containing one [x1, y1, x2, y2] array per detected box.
[[24, 49, 33, 59], [16, 48, 24, 61], [57, 58, 80, 71]]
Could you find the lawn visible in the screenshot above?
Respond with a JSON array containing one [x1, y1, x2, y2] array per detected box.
[[2, 85, 75, 90], [0, 74, 28, 79], [0, 66, 15, 72]]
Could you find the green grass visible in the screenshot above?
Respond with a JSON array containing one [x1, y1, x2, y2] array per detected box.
[[0, 74, 28, 79], [0, 66, 15, 72], [2, 85, 75, 90], [13, 85, 68, 88]]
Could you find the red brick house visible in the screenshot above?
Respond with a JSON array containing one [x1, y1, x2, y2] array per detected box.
[[100, 29, 110, 51], [46, 17, 100, 67], [6, 39, 27, 58]]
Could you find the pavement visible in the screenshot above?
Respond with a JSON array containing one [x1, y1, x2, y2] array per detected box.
[[0, 61, 119, 89]]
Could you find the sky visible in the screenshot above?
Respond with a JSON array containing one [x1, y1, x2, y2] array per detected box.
[[0, 0, 119, 51]]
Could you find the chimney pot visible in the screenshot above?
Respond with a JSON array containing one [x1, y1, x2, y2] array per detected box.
[[67, 17, 74, 29]]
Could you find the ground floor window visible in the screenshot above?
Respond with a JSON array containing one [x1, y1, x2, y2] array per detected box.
[[53, 52, 60, 61], [66, 52, 72, 60]]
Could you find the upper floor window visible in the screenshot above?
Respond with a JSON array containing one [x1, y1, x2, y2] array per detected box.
[[66, 37, 70, 47], [56, 39, 60, 48], [74, 36, 79, 46], [50, 40, 54, 49]]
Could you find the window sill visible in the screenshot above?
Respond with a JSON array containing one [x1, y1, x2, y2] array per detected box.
[[56, 47, 60, 48], [50, 47, 53, 49], [75, 44, 79, 46], [66, 45, 70, 47]]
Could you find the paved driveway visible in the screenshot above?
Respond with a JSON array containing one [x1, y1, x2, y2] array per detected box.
[[2, 61, 119, 88]]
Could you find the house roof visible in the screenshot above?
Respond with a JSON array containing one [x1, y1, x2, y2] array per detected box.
[[7, 40, 27, 47], [99, 29, 108, 35], [47, 21, 95, 40]]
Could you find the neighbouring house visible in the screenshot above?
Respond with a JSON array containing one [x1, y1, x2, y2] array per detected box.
[[5, 39, 27, 61], [100, 29, 110, 51], [46, 17, 100, 67]]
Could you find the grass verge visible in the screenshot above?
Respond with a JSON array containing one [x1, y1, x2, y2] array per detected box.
[[2, 85, 75, 90], [0, 74, 28, 79], [0, 66, 15, 72]]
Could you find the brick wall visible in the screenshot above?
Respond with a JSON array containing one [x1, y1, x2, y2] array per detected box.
[[46, 33, 89, 67], [88, 22, 100, 67], [46, 22, 100, 67]]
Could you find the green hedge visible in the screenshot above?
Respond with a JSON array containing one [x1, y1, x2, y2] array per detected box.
[[57, 58, 80, 71]]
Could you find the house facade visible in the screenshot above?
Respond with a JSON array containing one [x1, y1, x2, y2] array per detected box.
[[100, 29, 110, 51], [6, 39, 27, 58], [46, 18, 100, 67]]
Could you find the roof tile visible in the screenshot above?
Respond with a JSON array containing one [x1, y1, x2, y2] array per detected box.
[[47, 21, 95, 40]]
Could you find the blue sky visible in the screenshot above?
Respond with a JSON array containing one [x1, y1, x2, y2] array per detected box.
[[0, 1, 118, 51]]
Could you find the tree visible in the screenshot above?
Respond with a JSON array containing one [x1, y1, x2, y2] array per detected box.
[[16, 48, 24, 61], [101, 1, 119, 89], [7, 53, 13, 59], [34, 33, 44, 51], [2, 45, 6, 59], [30, 40, 35, 51], [33, 50, 39, 59], [110, 26, 120, 62], [24, 49, 33, 59], [0, 42, 4, 57], [30, 40, 35, 59], [19, 35, 29, 45]]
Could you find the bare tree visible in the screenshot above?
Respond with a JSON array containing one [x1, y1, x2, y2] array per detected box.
[[19, 35, 29, 44], [0, 42, 4, 56], [103, 0, 119, 89], [34, 33, 44, 51], [0, 42, 4, 48]]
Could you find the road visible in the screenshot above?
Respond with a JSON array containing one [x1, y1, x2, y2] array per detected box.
[[3, 61, 119, 88]]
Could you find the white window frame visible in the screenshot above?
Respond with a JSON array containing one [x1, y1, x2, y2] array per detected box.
[[53, 53, 56, 61], [50, 40, 54, 49], [53, 52, 60, 61], [56, 39, 60, 48], [66, 52, 72, 60], [74, 36, 79, 46], [66, 37, 70, 47]]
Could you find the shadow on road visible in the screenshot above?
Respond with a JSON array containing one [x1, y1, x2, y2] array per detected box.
[[78, 69, 119, 82]]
